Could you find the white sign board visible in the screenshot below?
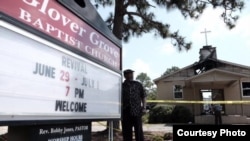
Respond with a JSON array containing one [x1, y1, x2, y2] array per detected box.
[[0, 22, 121, 121]]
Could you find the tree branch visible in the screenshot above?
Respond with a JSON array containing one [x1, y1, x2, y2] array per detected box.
[[124, 10, 191, 51], [124, 2, 130, 8], [125, 11, 143, 18], [124, 11, 161, 29]]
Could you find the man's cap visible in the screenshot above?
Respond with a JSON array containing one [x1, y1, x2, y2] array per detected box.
[[123, 69, 134, 74]]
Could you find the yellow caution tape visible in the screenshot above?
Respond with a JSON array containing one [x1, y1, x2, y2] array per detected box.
[[147, 100, 250, 104], [94, 100, 250, 138]]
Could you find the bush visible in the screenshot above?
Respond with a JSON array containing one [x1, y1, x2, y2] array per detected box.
[[148, 105, 174, 123], [152, 135, 164, 141], [171, 105, 194, 123], [163, 132, 173, 140], [142, 112, 149, 123]]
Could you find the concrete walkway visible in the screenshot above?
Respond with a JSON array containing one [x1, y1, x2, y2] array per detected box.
[[0, 126, 8, 135]]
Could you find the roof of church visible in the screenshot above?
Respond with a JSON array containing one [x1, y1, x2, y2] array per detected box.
[[153, 58, 250, 83]]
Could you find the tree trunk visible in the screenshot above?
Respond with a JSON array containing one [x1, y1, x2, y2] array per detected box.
[[110, 0, 124, 130], [112, 0, 124, 40]]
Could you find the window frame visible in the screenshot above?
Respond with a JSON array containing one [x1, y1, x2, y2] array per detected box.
[[241, 81, 250, 97], [173, 85, 183, 99]]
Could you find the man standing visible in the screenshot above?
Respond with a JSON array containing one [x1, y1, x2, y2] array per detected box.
[[122, 69, 147, 141], [213, 104, 222, 125], [212, 94, 222, 125]]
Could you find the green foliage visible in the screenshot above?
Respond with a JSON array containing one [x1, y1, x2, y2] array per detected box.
[[92, 0, 244, 51], [147, 90, 157, 100], [152, 135, 164, 141], [135, 72, 157, 100], [162, 66, 180, 76], [142, 112, 149, 123], [136, 72, 154, 89], [93, 0, 113, 8], [164, 132, 173, 140], [148, 105, 174, 123], [147, 105, 194, 124], [171, 105, 194, 123]]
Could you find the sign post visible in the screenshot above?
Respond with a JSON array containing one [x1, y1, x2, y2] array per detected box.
[[108, 121, 114, 141], [0, 0, 122, 140]]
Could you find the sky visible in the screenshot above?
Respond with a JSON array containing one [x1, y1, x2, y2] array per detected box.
[[95, 1, 250, 81]]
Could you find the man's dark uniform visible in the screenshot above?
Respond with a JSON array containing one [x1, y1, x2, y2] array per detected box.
[[122, 75, 146, 141], [213, 104, 222, 125]]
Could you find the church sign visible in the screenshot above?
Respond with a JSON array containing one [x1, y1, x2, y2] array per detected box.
[[0, 0, 122, 123], [0, 0, 121, 70]]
